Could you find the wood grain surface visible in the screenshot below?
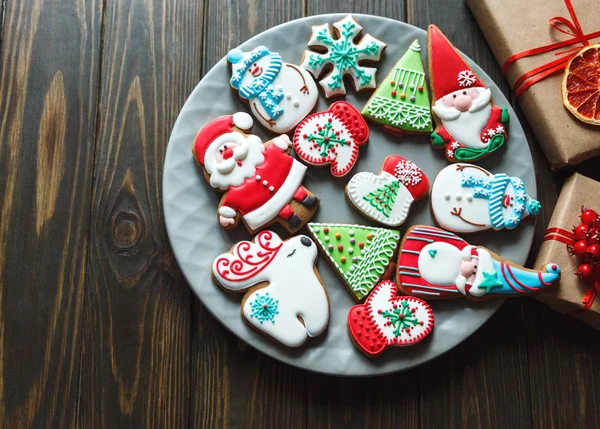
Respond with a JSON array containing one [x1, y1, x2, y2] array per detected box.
[[1, 0, 599, 428]]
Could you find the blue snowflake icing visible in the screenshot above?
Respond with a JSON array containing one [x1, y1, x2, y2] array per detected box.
[[249, 292, 279, 324]]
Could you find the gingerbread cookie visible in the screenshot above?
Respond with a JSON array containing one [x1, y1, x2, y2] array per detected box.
[[396, 226, 561, 300], [300, 15, 387, 98], [227, 46, 318, 133], [348, 280, 434, 357], [431, 163, 541, 233], [212, 230, 330, 347], [428, 25, 510, 162], [346, 155, 429, 227], [193, 112, 319, 234], [293, 101, 369, 177], [362, 39, 433, 136], [307, 223, 400, 301]]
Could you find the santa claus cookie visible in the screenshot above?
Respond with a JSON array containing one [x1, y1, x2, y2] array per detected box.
[[346, 156, 429, 227], [362, 39, 433, 136], [293, 101, 369, 177], [431, 164, 541, 233], [192, 112, 319, 234], [396, 225, 561, 301], [428, 25, 510, 162], [307, 223, 400, 301], [213, 231, 329, 347], [300, 15, 387, 98], [227, 46, 318, 134], [348, 280, 434, 357]]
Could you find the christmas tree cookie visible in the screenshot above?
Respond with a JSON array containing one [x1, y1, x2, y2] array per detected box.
[[307, 223, 400, 301], [348, 280, 434, 356], [362, 39, 433, 136], [346, 155, 429, 227]]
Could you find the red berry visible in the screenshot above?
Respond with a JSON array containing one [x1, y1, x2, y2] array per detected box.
[[587, 244, 600, 262], [581, 209, 598, 226], [572, 240, 589, 258], [576, 263, 594, 281], [573, 224, 590, 240]]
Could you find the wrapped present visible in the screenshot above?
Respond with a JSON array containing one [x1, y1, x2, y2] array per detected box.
[[467, 0, 600, 170], [534, 173, 600, 329]]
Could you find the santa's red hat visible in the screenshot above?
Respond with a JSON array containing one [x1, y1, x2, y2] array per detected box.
[[193, 112, 254, 166], [428, 25, 485, 100], [381, 155, 429, 201]]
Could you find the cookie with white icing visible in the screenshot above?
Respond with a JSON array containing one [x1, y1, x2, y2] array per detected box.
[[227, 46, 318, 133], [430, 163, 541, 233], [348, 280, 434, 356], [213, 231, 330, 347], [300, 15, 387, 98], [346, 155, 429, 227], [396, 225, 561, 301]]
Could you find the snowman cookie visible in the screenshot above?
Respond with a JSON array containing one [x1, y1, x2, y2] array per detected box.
[[300, 15, 387, 98], [227, 46, 318, 133], [293, 101, 369, 177], [430, 163, 541, 233], [213, 230, 330, 347], [346, 156, 429, 227], [348, 280, 434, 357], [396, 225, 561, 300]]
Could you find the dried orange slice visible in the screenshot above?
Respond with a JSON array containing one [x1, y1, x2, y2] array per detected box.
[[562, 44, 600, 126]]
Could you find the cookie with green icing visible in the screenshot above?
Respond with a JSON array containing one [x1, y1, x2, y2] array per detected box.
[[307, 223, 400, 301]]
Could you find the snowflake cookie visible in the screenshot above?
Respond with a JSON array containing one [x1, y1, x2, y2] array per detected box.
[[300, 15, 387, 98], [348, 280, 434, 357], [346, 155, 429, 227], [213, 231, 330, 347]]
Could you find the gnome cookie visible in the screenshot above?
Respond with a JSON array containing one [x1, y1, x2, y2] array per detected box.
[[428, 25, 510, 162], [192, 112, 319, 234], [362, 39, 433, 136], [346, 155, 429, 227], [213, 231, 330, 347], [348, 280, 434, 357], [293, 101, 369, 177], [431, 163, 541, 233], [227, 46, 318, 133], [396, 226, 561, 300]]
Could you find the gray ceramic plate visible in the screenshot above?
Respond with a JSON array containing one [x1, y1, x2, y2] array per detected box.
[[163, 14, 535, 376]]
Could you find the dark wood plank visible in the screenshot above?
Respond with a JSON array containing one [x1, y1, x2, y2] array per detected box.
[[190, 1, 308, 428], [0, 0, 102, 427], [77, 0, 203, 426], [307, 0, 404, 17]]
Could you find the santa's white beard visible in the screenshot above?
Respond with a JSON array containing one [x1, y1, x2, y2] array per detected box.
[[208, 136, 265, 190]]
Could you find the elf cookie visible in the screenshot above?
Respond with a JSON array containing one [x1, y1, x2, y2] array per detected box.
[[396, 225, 561, 300], [307, 223, 400, 301], [227, 46, 318, 133], [428, 25, 510, 162], [300, 15, 387, 98], [431, 163, 541, 233], [346, 156, 429, 227], [362, 39, 433, 136], [348, 280, 434, 357], [193, 112, 319, 234], [293, 101, 369, 177], [213, 230, 330, 347]]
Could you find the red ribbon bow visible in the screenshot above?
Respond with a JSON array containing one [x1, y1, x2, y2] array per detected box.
[[501, 0, 600, 96], [544, 226, 600, 315]]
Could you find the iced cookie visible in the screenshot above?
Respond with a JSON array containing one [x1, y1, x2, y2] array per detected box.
[[293, 101, 369, 177], [396, 225, 561, 300], [362, 39, 433, 136], [213, 231, 329, 347], [300, 15, 387, 98], [307, 223, 400, 301], [428, 25, 510, 162], [348, 280, 434, 357], [431, 163, 541, 233], [193, 112, 319, 234], [346, 155, 429, 227], [227, 46, 319, 133]]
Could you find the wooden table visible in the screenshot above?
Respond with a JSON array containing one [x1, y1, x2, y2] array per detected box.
[[2, 0, 600, 427]]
